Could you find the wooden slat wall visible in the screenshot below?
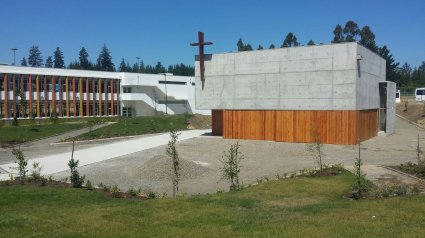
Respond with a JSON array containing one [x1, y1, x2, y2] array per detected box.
[[357, 109, 378, 142], [216, 109, 378, 145]]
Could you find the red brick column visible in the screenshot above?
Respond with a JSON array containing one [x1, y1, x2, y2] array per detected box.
[[3, 74, 8, 118], [110, 80, 114, 116]]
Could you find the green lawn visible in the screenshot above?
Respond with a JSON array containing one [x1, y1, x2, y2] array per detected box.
[[0, 123, 87, 147], [1, 172, 424, 237], [67, 114, 190, 141]]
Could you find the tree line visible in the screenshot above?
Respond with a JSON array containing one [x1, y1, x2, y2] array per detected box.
[[236, 20, 425, 87], [19, 44, 195, 76]]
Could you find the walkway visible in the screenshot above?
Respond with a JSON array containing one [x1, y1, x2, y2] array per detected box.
[[0, 123, 110, 164], [0, 129, 210, 180]]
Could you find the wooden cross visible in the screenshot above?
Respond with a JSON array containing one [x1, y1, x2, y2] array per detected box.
[[190, 32, 213, 82]]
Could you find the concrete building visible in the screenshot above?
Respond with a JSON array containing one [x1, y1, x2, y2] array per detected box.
[[0, 65, 208, 119], [195, 42, 395, 145]]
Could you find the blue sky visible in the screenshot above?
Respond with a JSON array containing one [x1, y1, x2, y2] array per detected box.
[[0, 0, 424, 68]]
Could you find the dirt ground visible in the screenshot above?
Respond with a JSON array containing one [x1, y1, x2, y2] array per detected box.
[[187, 114, 212, 129], [50, 117, 425, 195], [396, 101, 425, 126]]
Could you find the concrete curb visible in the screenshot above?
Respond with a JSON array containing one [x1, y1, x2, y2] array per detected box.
[[382, 165, 425, 183], [51, 131, 169, 145], [396, 114, 425, 130]]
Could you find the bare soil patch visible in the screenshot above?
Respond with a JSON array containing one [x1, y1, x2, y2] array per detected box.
[[187, 114, 211, 129], [396, 101, 425, 125]]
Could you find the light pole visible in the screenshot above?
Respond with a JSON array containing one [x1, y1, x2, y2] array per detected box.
[[11, 48, 18, 66], [136, 57, 140, 72], [163, 73, 168, 114]]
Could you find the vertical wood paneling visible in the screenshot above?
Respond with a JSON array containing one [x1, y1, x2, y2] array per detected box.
[[219, 109, 378, 145], [264, 111, 275, 141]]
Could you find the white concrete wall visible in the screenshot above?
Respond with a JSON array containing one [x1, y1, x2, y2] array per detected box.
[[195, 42, 386, 111], [0, 66, 210, 117], [120, 73, 210, 116]]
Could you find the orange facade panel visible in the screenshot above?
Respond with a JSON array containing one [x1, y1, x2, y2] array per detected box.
[[215, 109, 378, 145]]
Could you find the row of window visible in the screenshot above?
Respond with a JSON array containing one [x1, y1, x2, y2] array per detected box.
[[0, 101, 120, 118], [0, 75, 119, 93]]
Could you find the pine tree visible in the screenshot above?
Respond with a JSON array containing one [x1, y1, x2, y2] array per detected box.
[[154, 62, 166, 74], [132, 62, 139, 73], [45, 56, 53, 68], [139, 60, 145, 73], [79, 47, 90, 70], [378, 46, 400, 82], [257, 45, 264, 50], [53, 47, 65, 68], [237, 38, 245, 51], [21, 57, 27, 66], [343, 20, 360, 42], [28, 46, 43, 67], [96, 44, 115, 72], [307, 40, 315, 46], [269, 44, 275, 49], [244, 44, 253, 51], [359, 26, 378, 53], [332, 24, 344, 43], [281, 32, 299, 47], [399, 63, 412, 87], [119, 58, 127, 72], [68, 61, 81, 69]]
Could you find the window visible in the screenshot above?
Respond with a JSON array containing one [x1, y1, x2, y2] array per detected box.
[[396, 92, 400, 98], [123, 87, 132, 93], [158, 80, 187, 85], [122, 107, 132, 117], [417, 90, 425, 95]]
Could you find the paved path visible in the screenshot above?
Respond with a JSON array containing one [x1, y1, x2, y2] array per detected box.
[[0, 129, 210, 180], [0, 123, 111, 164]]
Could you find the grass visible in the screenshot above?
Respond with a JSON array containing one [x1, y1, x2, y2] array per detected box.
[[67, 114, 191, 141], [1, 172, 424, 237], [0, 122, 87, 147]]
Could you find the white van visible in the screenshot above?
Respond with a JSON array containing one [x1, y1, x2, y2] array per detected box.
[[415, 88, 425, 101], [396, 90, 401, 103]]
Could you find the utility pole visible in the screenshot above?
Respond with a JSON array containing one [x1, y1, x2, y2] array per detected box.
[[136, 57, 140, 72], [11, 48, 18, 66], [164, 73, 168, 114]]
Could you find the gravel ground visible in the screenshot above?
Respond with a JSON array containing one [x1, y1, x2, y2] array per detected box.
[[51, 116, 425, 196]]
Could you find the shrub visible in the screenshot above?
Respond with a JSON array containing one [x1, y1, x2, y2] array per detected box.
[[86, 180, 94, 190], [147, 191, 156, 199], [166, 129, 181, 197], [68, 158, 85, 188], [220, 142, 244, 191], [306, 132, 325, 174], [30, 162, 42, 181], [111, 185, 122, 198], [68, 141, 85, 188], [102, 184, 111, 192], [350, 142, 371, 199], [12, 147, 28, 184], [127, 187, 138, 197], [40, 177, 48, 186]]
